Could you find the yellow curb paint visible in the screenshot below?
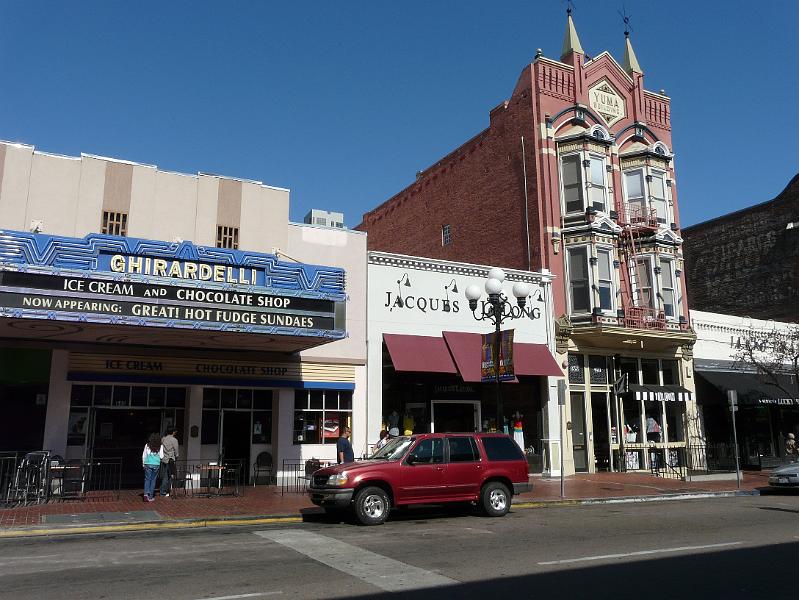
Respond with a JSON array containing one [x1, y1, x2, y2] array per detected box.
[[0, 516, 303, 539]]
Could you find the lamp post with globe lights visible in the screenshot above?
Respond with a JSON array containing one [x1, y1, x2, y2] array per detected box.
[[464, 267, 532, 432]]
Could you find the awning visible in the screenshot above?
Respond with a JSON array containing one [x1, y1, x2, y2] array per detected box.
[[383, 333, 457, 375], [442, 331, 484, 383], [696, 370, 799, 406], [514, 342, 564, 377], [385, 331, 562, 382], [623, 384, 692, 402]]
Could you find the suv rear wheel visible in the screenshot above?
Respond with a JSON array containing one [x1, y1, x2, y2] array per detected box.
[[480, 481, 511, 517], [354, 486, 390, 525]]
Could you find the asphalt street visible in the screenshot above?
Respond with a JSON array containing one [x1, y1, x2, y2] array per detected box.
[[1, 492, 798, 599]]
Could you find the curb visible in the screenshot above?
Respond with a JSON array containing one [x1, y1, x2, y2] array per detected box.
[[513, 489, 759, 510], [0, 490, 759, 539]]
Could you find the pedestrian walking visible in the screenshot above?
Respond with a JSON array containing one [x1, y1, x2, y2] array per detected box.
[[160, 427, 180, 497], [142, 432, 163, 502], [337, 426, 355, 464]]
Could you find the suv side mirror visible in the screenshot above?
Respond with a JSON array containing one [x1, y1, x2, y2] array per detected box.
[[406, 453, 418, 465]]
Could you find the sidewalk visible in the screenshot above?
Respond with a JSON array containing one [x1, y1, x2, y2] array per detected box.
[[0, 470, 769, 531]]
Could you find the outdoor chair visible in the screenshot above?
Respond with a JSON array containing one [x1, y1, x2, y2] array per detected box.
[[252, 451, 273, 486]]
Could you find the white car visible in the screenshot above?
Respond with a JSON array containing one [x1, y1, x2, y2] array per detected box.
[[768, 461, 799, 487]]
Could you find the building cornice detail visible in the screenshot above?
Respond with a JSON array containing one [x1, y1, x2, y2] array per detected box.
[[367, 251, 553, 284]]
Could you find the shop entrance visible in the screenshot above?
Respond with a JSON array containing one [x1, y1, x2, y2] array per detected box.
[[431, 401, 480, 433], [570, 393, 588, 472], [591, 392, 611, 471], [221, 411, 251, 483], [90, 408, 170, 488], [0, 348, 51, 453]]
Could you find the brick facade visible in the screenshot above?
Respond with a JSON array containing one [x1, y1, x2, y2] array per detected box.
[[683, 173, 799, 322]]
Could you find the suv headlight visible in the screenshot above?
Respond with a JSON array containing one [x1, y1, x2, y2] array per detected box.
[[326, 472, 349, 486]]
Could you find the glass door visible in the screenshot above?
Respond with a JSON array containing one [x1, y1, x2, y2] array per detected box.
[[570, 393, 588, 472]]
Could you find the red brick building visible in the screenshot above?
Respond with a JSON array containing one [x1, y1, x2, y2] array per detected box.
[[359, 12, 698, 475]]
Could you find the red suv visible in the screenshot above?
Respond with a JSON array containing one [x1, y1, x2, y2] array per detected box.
[[308, 433, 531, 525]]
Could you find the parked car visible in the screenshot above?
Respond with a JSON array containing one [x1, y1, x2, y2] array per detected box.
[[308, 432, 531, 525], [768, 461, 799, 488]]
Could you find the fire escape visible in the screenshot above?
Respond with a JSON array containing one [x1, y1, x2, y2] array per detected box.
[[616, 202, 666, 331]]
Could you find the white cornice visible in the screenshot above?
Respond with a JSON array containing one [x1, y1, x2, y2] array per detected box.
[[368, 251, 554, 284]]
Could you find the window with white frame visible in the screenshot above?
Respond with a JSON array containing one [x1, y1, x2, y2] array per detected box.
[[441, 224, 452, 246], [596, 248, 615, 311], [650, 171, 668, 224], [659, 258, 678, 318], [623, 169, 646, 222], [634, 256, 655, 309], [561, 154, 584, 214], [588, 155, 608, 212], [567, 246, 591, 313]]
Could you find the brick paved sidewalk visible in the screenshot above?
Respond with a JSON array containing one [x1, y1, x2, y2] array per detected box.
[[0, 470, 770, 528]]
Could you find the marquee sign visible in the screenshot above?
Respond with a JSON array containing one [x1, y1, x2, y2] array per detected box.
[[0, 229, 346, 340]]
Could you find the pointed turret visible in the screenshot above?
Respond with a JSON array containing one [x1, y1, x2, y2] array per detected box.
[[560, 9, 584, 61], [623, 33, 642, 75]]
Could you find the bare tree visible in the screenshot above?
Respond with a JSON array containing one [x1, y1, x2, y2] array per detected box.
[[732, 325, 799, 400]]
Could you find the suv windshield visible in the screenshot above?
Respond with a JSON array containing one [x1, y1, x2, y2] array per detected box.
[[371, 436, 414, 460]]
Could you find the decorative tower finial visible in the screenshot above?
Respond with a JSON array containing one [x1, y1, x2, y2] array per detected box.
[[561, 2, 584, 61], [619, 7, 642, 74]]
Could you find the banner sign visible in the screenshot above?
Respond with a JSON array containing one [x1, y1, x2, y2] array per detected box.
[[481, 329, 515, 382], [0, 229, 346, 339]]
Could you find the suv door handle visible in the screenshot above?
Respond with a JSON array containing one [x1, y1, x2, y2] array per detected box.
[[436, 466, 445, 471]]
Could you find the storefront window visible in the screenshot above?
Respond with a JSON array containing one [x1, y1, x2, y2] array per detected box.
[[644, 400, 663, 442], [641, 359, 660, 385], [293, 389, 353, 444], [588, 355, 608, 385], [619, 358, 639, 385], [568, 354, 585, 384], [662, 360, 680, 385], [622, 398, 641, 443], [201, 410, 220, 444], [252, 411, 272, 444], [202, 388, 273, 445], [665, 402, 685, 442]]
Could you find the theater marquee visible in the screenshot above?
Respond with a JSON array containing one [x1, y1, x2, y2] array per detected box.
[[0, 230, 346, 340]]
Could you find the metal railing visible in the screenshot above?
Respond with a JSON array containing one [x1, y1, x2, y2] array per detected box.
[[280, 459, 336, 495], [1, 453, 122, 507], [648, 446, 686, 480], [624, 306, 666, 331], [171, 459, 243, 497]]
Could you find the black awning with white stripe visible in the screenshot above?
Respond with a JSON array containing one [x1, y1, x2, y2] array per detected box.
[[622, 384, 692, 402]]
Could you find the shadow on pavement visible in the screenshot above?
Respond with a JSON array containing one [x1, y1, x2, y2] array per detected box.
[[300, 503, 479, 525], [322, 541, 799, 599]]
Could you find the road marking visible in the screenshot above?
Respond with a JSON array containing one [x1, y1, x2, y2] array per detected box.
[[200, 594, 282, 600], [255, 529, 456, 592], [537, 541, 743, 565], [198, 593, 282, 600]]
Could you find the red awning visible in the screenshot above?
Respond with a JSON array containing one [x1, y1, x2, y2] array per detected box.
[[442, 331, 483, 383], [514, 342, 564, 377], [383, 333, 457, 374], [443, 331, 562, 382]]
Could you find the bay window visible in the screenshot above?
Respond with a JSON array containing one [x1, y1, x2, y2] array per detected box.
[[561, 155, 584, 213], [588, 155, 607, 212], [567, 246, 591, 313], [650, 172, 668, 224], [597, 248, 615, 311], [623, 169, 646, 222], [660, 258, 677, 318], [634, 257, 654, 309]]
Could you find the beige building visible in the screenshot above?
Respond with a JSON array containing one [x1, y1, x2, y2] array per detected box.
[[0, 141, 366, 487]]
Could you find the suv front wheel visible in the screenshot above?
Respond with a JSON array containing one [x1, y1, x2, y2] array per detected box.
[[354, 486, 390, 525], [480, 481, 511, 517]]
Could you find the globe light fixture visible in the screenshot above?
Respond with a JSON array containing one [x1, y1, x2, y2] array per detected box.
[[465, 268, 533, 433]]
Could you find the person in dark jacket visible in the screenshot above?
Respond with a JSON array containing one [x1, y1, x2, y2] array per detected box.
[[337, 427, 354, 464]]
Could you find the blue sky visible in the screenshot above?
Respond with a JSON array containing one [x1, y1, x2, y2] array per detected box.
[[1, 1, 796, 228]]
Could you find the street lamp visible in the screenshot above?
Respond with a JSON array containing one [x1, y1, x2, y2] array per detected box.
[[465, 268, 532, 432]]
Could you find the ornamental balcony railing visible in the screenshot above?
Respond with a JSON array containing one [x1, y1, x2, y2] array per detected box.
[[623, 306, 666, 331], [621, 205, 659, 229]]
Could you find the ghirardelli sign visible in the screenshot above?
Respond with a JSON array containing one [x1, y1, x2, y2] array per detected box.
[[589, 79, 625, 127]]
